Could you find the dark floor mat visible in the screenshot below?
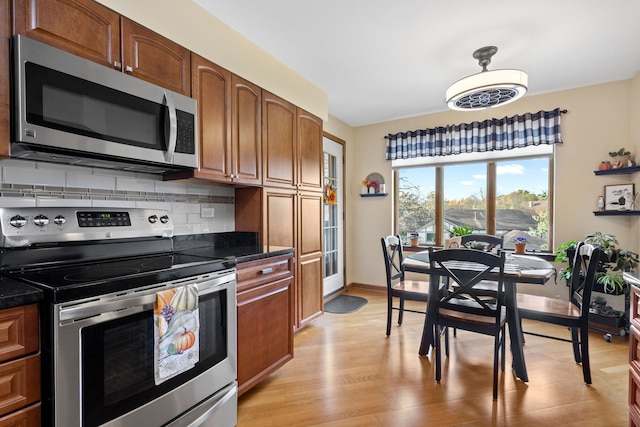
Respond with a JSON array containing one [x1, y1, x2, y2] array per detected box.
[[324, 295, 368, 314]]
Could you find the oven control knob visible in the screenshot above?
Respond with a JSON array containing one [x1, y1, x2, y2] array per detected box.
[[54, 215, 66, 226], [33, 214, 49, 227], [148, 215, 158, 224], [160, 215, 170, 224], [9, 215, 26, 228]]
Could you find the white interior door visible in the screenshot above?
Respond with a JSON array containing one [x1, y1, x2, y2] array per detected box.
[[323, 137, 344, 296]]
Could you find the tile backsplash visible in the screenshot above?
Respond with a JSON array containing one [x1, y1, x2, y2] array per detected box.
[[0, 158, 236, 235]]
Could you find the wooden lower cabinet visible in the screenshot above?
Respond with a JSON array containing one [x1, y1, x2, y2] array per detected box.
[[237, 253, 294, 396], [0, 305, 40, 426]]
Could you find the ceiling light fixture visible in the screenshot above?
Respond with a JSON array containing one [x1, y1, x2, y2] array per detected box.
[[446, 46, 528, 111]]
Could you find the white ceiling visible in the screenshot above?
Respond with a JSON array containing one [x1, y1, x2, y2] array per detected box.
[[193, 1, 640, 127]]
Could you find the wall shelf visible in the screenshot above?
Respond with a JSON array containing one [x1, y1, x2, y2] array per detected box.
[[594, 166, 640, 175], [593, 210, 640, 216], [360, 193, 387, 198]]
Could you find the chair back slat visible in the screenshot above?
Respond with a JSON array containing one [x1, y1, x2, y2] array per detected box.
[[381, 235, 405, 285], [568, 242, 601, 316], [428, 247, 506, 319]]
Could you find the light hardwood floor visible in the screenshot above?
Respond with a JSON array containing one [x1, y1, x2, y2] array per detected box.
[[237, 288, 629, 426]]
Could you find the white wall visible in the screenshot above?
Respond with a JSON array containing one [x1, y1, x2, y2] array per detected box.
[[347, 75, 640, 311]]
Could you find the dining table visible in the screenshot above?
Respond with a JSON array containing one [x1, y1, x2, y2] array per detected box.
[[403, 250, 557, 383]]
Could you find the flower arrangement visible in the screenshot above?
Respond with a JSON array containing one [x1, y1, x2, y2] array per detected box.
[[324, 183, 336, 205], [361, 179, 378, 190], [512, 236, 528, 244]]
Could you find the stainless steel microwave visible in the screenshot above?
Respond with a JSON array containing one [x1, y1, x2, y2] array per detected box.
[[11, 35, 198, 174]]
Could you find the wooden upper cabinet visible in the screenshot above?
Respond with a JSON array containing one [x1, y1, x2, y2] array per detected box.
[[231, 75, 262, 185], [1, 0, 11, 158], [191, 54, 232, 181], [262, 91, 297, 188], [121, 18, 190, 96], [13, 0, 121, 69], [297, 109, 323, 192]]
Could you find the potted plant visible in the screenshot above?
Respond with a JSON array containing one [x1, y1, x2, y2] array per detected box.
[[512, 236, 528, 254], [584, 231, 640, 295], [553, 239, 579, 282], [608, 147, 632, 168], [409, 232, 420, 247], [449, 225, 474, 237]]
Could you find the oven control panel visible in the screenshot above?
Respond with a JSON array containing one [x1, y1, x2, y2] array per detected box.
[[0, 207, 173, 247]]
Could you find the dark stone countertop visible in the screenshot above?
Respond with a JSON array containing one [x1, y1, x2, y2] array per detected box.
[[0, 276, 43, 310], [0, 232, 292, 310]]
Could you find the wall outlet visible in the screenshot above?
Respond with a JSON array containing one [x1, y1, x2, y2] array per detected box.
[[201, 207, 215, 218]]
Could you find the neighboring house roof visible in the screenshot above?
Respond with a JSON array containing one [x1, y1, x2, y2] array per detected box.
[[443, 209, 539, 231]]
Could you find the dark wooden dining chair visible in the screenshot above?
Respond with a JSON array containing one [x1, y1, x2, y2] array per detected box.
[[517, 242, 601, 384], [380, 235, 430, 336], [460, 234, 504, 252], [428, 247, 507, 400]]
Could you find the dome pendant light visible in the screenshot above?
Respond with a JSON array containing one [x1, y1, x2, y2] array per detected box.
[[446, 46, 528, 111]]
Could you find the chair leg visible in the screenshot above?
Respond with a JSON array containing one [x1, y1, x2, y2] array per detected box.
[[500, 327, 506, 372], [398, 297, 405, 325], [580, 326, 592, 385], [570, 327, 582, 364], [444, 326, 450, 357], [493, 333, 500, 400], [435, 323, 442, 383], [386, 294, 393, 336]]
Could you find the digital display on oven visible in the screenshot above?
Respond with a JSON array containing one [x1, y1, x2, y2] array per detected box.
[[77, 211, 131, 227]]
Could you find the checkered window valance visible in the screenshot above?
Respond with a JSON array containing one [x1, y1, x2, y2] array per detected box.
[[384, 108, 565, 161]]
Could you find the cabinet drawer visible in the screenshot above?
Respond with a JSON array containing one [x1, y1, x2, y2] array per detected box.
[[237, 254, 293, 292], [0, 402, 40, 427], [632, 285, 640, 330], [0, 354, 40, 418], [0, 305, 38, 364]]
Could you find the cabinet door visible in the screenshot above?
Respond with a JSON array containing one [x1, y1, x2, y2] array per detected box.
[[297, 109, 323, 192], [191, 54, 232, 182], [231, 75, 262, 185], [262, 187, 296, 249], [13, 0, 121, 69], [297, 192, 323, 327], [262, 91, 296, 188], [0, 0, 10, 157], [237, 276, 293, 395], [121, 18, 191, 96]]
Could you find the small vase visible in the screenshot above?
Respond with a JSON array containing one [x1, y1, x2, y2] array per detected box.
[[368, 186, 375, 194], [361, 186, 368, 195], [410, 238, 419, 247], [514, 243, 526, 254]]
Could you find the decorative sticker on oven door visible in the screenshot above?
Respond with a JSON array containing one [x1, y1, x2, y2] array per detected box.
[[154, 284, 200, 385]]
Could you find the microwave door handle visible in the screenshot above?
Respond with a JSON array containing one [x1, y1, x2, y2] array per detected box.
[[163, 91, 177, 162]]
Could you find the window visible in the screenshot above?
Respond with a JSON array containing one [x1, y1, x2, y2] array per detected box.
[[396, 150, 552, 251]]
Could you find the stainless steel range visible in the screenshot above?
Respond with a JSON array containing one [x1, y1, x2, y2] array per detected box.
[[0, 207, 238, 427]]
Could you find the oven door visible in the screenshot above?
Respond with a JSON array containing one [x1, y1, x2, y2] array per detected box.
[[52, 270, 237, 427]]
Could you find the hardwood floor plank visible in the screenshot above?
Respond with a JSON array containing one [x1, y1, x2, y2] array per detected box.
[[238, 288, 628, 426]]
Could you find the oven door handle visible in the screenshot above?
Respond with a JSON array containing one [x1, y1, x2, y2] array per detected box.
[[164, 381, 237, 427], [58, 272, 236, 322]]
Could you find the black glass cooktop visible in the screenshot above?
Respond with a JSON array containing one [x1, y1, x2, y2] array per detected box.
[[7, 253, 234, 303]]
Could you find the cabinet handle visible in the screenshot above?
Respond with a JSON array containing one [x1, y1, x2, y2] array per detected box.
[[113, 61, 122, 70], [125, 65, 133, 73], [259, 268, 273, 275]]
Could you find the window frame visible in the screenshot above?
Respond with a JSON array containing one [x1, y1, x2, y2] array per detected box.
[[394, 152, 555, 251]]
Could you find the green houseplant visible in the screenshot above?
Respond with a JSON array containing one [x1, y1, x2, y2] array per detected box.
[[584, 232, 639, 294], [449, 225, 474, 237], [553, 239, 579, 282]]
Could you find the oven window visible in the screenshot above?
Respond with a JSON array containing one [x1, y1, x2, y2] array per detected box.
[[81, 290, 228, 426]]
